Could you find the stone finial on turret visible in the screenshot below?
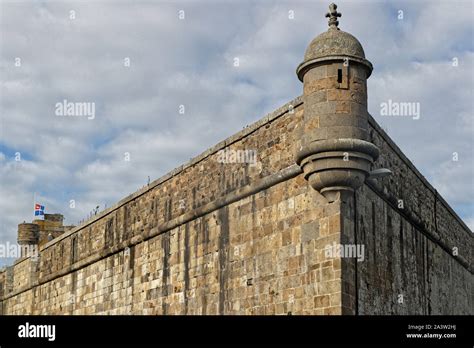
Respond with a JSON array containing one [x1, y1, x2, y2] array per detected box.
[[325, 3, 341, 29]]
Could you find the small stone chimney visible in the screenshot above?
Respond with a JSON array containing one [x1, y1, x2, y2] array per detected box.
[[295, 3, 379, 202]]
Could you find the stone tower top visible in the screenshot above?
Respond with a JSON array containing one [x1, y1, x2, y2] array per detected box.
[[297, 3, 373, 81], [325, 3, 341, 29], [295, 2, 379, 202]]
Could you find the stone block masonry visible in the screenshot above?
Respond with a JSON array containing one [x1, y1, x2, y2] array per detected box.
[[0, 96, 471, 315], [0, 99, 346, 315], [0, 3, 471, 315]]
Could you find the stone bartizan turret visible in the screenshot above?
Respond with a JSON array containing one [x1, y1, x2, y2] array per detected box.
[[296, 3, 379, 202]]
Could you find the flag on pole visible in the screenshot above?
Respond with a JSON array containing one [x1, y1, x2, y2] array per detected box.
[[34, 204, 45, 216]]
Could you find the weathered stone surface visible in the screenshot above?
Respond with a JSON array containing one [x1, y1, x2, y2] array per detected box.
[[0, 3, 471, 316], [0, 97, 470, 315], [303, 29, 366, 63]]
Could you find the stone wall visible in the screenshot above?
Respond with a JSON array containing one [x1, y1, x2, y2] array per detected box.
[[11, 258, 38, 294], [339, 115, 473, 314], [4, 179, 345, 315], [0, 98, 346, 315], [0, 97, 471, 315]]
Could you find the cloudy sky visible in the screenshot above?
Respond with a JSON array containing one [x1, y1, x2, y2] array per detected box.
[[0, 0, 472, 266]]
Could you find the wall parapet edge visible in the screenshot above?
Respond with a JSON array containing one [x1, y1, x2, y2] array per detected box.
[[0, 164, 302, 302], [38, 96, 304, 254]]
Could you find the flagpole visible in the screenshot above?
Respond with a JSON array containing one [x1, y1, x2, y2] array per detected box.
[[33, 191, 36, 219]]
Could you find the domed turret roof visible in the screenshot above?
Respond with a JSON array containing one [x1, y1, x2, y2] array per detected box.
[[297, 3, 373, 81], [303, 28, 366, 62]]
